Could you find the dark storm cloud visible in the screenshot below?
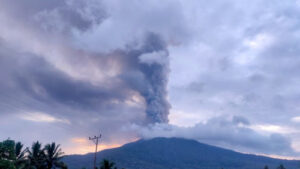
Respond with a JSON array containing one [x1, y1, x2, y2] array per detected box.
[[0, 45, 125, 115], [14, 57, 126, 111], [0, 32, 170, 146], [0, 0, 172, 124], [0, 32, 170, 124]]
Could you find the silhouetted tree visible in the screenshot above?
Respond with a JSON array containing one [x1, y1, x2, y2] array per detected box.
[[277, 164, 286, 169], [1, 139, 69, 169], [27, 141, 46, 169], [44, 142, 66, 169], [14, 142, 28, 169], [264, 165, 269, 169], [99, 159, 117, 169]]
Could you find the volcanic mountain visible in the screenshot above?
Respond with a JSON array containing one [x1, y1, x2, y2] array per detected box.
[[64, 137, 299, 169]]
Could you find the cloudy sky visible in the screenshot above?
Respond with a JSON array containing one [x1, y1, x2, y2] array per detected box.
[[1, 0, 300, 158]]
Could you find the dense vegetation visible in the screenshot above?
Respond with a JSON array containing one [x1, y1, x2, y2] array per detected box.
[[0, 139, 67, 169]]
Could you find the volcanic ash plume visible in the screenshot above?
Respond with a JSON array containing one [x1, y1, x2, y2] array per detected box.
[[121, 33, 171, 124], [137, 34, 171, 124]]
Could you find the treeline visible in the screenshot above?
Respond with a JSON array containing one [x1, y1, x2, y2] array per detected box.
[[264, 164, 287, 169], [83, 159, 125, 169], [0, 139, 67, 169]]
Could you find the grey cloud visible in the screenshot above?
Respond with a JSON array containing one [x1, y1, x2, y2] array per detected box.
[[134, 116, 296, 156], [34, 0, 106, 33], [14, 57, 127, 111], [0, 42, 145, 146], [0, 0, 106, 35], [1, 0, 174, 123], [117, 33, 171, 123], [0, 31, 171, 125], [134, 34, 170, 123], [169, 0, 300, 125]]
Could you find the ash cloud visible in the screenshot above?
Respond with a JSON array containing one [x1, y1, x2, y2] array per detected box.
[[0, 0, 172, 125], [0, 0, 176, 149], [124, 33, 171, 123]]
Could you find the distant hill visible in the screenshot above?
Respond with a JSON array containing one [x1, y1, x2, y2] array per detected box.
[[63, 137, 300, 169]]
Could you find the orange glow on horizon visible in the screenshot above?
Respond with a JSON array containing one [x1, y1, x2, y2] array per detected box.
[[71, 138, 87, 144], [65, 143, 122, 155], [64, 137, 139, 155]]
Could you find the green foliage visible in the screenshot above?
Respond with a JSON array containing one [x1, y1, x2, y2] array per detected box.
[[0, 140, 16, 160], [44, 142, 65, 169], [27, 141, 67, 169], [27, 141, 47, 169], [14, 142, 28, 169], [0, 139, 16, 169], [0, 159, 15, 169], [0, 139, 67, 169]]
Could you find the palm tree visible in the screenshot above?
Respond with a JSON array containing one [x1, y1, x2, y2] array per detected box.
[[14, 142, 28, 169], [99, 159, 117, 169], [44, 142, 66, 169], [27, 141, 46, 169]]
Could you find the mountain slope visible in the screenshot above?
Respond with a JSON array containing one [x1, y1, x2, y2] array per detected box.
[[64, 137, 300, 169]]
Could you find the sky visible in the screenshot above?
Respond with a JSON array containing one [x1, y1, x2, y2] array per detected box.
[[1, 0, 300, 158]]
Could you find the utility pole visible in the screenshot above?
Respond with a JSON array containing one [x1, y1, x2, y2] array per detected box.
[[89, 134, 101, 169]]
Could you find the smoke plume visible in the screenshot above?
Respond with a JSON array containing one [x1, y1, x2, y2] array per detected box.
[[122, 33, 171, 123]]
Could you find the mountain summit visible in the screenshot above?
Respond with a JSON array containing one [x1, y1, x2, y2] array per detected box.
[[64, 137, 299, 169]]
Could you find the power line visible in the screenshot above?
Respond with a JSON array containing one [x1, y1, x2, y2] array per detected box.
[[89, 134, 101, 169]]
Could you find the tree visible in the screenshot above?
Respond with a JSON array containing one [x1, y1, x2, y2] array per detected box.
[[0, 139, 16, 169], [99, 159, 117, 169], [27, 141, 46, 169], [14, 142, 28, 169], [1, 139, 69, 169], [0, 160, 15, 169], [277, 164, 286, 169], [44, 142, 66, 169], [264, 165, 269, 169]]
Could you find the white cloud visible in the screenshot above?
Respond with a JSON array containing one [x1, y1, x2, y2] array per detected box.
[[291, 116, 300, 123], [168, 109, 206, 127], [139, 51, 168, 65], [244, 33, 274, 50], [250, 124, 299, 134], [19, 112, 70, 124]]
